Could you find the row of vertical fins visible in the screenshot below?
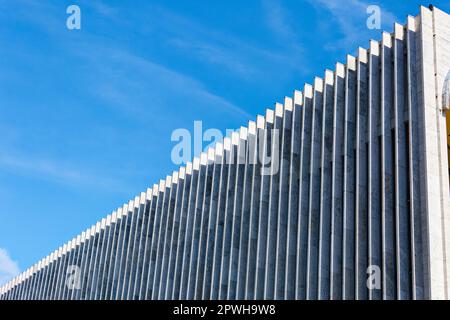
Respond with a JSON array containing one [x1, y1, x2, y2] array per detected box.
[[0, 14, 427, 300]]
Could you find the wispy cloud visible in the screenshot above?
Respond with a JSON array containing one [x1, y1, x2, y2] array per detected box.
[[0, 248, 20, 286], [262, 0, 299, 43], [0, 152, 128, 193], [148, 5, 307, 78], [0, 0, 255, 200], [308, 0, 397, 50], [3, 1, 252, 121], [260, 0, 306, 73], [74, 45, 253, 120], [0, 0, 61, 35], [89, 1, 120, 19], [166, 38, 257, 79], [110, 50, 252, 118]]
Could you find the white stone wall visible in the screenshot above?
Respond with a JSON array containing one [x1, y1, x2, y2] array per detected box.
[[416, 6, 450, 300]]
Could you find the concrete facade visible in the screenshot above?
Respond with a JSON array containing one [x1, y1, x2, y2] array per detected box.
[[1, 6, 450, 300]]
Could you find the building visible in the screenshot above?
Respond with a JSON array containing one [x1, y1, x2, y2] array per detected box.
[[1, 5, 450, 300]]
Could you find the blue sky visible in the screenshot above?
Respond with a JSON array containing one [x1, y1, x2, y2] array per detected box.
[[1, 0, 449, 284]]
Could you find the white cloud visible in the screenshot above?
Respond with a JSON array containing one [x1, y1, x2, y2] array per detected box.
[[107, 49, 253, 119], [0, 151, 130, 193], [262, 0, 297, 42], [146, 4, 307, 78], [0, 248, 20, 286], [308, 0, 397, 50], [261, 0, 304, 59], [68, 43, 253, 121]]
